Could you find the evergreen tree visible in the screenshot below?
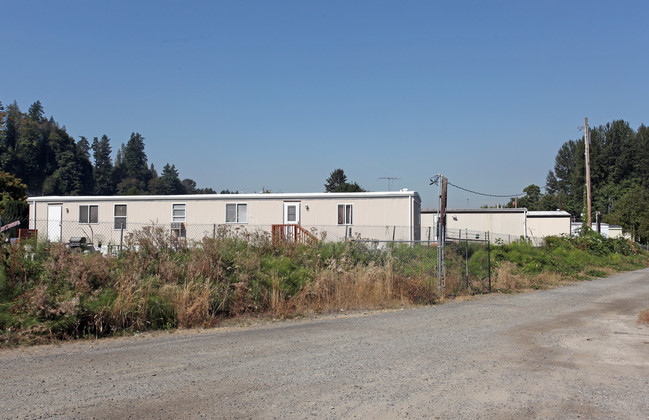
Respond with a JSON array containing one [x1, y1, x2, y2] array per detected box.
[[159, 163, 184, 195], [4, 101, 20, 151], [28, 101, 44, 123], [15, 117, 46, 192], [76, 137, 94, 195], [123, 132, 149, 182], [181, 178, 197, 194], [114, 132, 149, 192], [324, 169, 366, 192], [92, 135, 114, 195], [325, 169, 347, 192], [634, 125, 649, 188]]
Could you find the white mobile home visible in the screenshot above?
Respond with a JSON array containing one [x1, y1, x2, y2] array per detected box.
[[28, 191, 421, 247], [421, 208, 572, 244], [422, 208, 527, 242], [570, 222, 628, 239], [526, 210, 572, 239]]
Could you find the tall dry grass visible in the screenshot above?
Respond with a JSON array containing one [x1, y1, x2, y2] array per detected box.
[[291, 260, 437, 314]]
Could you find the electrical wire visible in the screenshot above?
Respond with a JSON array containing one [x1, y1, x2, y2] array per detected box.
[[430, 176, 525, 198], [447, 181, 525, 198]]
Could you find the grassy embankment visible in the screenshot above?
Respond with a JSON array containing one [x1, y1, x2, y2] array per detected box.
[[1, 227, 647, 346]]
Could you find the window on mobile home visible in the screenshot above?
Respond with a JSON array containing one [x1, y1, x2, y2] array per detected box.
[[114, 204, 127, 229], [172, 203, 186, 222], [79, 205, 98, 224], [337, 204, 353, 225], [171, 203, 187, 237], [226, 203, 247, 223]]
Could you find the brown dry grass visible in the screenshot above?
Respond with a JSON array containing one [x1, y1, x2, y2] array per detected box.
[[492, 262, 567, 293], [290, 262, 437, 314], [159, 281, 213, 328], [493, 262, 528, 291]]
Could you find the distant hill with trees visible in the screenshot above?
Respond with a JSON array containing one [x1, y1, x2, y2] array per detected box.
[[0, 100, 217, 197], [1, 100, 646, 241]]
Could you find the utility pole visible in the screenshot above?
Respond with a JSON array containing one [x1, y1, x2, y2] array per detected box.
[[440, 175, 448, 297], [585, 117, 592, 228]]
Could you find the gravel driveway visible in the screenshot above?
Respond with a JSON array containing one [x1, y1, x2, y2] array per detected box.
[[2, 268, 648, 419]]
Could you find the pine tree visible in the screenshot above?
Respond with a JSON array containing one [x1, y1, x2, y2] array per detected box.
[[92, 135, 114, 195], [160, 163, 184, 195]]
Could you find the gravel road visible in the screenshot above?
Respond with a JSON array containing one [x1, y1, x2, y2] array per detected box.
[[2, 268, 648, 419]]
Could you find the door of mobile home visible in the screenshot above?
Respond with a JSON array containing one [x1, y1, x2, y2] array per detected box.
[[283, 202, 300, 225], [47, 204, 62, 242], [282, 202, 300, 242]]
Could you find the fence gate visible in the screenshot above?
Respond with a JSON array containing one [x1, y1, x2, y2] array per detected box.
[[442, 230, 491, 296]]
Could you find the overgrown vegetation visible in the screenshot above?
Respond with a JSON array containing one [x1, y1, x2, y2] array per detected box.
[[1, 227, 646, 347]]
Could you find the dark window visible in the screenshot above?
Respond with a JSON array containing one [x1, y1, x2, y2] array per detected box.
[[114, 204, 127, 229], [79, 205, 98, 224]]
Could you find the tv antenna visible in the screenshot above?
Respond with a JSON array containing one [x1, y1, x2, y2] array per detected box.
[[379, 177, 400, 191]]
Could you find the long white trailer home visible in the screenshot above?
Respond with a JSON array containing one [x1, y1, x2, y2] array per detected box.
[[28, 191, 421, 248], [421, 208, 572, 244]]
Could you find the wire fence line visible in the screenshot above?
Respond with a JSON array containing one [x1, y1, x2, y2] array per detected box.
[[28, 219, 423, 249], [352, 237, 492, 296], [26, 219, 543, 249], [18, 219, 502, 297]]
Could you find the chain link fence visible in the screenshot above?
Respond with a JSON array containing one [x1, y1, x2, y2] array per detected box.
[[353, 233, 492, 297], [442, 230, 492, 295], [23, 219, 499, 297], [27, 219, 422, 252]]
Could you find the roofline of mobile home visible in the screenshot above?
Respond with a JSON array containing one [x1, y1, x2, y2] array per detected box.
[[28, 190, 421, 203], [422, 208, 526, 214]]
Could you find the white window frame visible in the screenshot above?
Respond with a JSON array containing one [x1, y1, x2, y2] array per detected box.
[[172, 203, 186, 223], [337, 203, 353, 225], [114, 204, 127, 230], [171, 203, 187, 238], [225, 203, 248, 224], [79, 204, 99, 224]]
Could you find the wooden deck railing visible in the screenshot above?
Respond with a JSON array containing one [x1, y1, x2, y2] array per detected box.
[[18, 229, 38, 240], [271, 224, 318, 247]]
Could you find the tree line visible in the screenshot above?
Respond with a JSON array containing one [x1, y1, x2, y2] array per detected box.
[[0, 100, 223, 197], [1, 99, 646, 241], [507, 120, 649, 242]]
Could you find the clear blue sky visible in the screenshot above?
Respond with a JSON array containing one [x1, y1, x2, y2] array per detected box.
[[3, 1, 648, 208]]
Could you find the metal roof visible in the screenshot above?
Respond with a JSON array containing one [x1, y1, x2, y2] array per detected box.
[[422, 208, 526, 214], [29, 190, 421, 203]]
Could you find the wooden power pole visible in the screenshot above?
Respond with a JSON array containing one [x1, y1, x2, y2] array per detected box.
[[585, 117, 592, 228], [440, 176, 448, 296]]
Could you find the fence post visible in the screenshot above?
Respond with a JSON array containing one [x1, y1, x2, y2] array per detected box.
[[487, 231, 491, 293], [465, 228, 469, 289], [119, 223, 124, 257]]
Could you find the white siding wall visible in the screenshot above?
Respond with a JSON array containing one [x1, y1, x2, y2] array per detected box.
[[30, 192, 420, 244]]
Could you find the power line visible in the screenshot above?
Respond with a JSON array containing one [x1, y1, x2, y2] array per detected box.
[[430, 176, 524, 197], [447, 181, 525, 198]]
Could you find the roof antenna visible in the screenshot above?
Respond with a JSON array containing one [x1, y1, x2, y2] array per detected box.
[[379, 177, 400, 191]]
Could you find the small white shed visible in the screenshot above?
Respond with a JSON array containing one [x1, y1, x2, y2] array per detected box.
[[526, 210, 572, 239]]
